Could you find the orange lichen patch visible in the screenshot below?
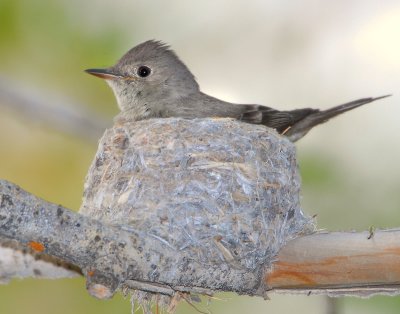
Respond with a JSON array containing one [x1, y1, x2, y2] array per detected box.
[[266, 268, 317, 287], [28, 241, 45, 252], [87, 270, 95, 277]]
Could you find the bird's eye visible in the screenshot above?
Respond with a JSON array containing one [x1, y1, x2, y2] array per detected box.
[[137, 66, 151, 78]]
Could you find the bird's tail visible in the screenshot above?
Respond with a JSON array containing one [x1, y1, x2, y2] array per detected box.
[[285, 95, 391, 142]]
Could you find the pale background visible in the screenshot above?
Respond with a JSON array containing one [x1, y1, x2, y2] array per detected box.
[[0, 0, 399, 313]]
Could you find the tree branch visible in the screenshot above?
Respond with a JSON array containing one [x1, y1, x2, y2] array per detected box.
[[0, 238, 80, 283], [266, 230, 400, 297], [0, 179, 156, 299], [1, 179, 400, 301]]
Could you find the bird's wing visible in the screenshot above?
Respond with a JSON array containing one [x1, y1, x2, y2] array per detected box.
[[239, 105, 318, 133]]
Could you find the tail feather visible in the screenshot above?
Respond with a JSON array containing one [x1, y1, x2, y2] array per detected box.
[[285, 95, 391, 142]]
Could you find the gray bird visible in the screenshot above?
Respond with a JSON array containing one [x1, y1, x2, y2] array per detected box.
[[86, 40, 389, 142]]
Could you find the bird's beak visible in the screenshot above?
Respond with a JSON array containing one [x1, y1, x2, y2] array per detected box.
[[85, 68, 123, 80]]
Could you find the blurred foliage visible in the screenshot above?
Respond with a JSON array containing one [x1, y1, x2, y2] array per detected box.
[[0, 0, 125, 115], [0, 278, 131, 314], [344, 296, 400, 314], [299, 149, 400, 231]]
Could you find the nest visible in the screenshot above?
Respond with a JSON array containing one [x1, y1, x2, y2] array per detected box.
[[80, 117, 314, 297]]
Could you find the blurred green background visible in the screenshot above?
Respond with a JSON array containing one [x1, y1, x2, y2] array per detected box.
[[0, 0, 399, 313]]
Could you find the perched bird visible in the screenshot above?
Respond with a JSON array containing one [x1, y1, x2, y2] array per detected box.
[[86, 40, 389, 142]]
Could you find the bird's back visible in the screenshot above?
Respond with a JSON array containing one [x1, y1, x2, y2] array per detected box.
[[162, 92, 317, 134]]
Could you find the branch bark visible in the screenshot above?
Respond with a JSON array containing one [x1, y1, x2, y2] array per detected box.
[[266, 230, 400, 297], [0, 179, 154, 299], [1, 179, 400, 300]]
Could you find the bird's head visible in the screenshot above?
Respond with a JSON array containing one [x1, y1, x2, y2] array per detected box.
[[85, 40, 199, 112]]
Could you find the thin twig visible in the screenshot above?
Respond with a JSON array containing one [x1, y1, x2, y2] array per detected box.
[[0, 75, 109, 141]]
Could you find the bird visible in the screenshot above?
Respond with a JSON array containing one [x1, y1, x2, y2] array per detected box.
[[85, 40, 390, 142]]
